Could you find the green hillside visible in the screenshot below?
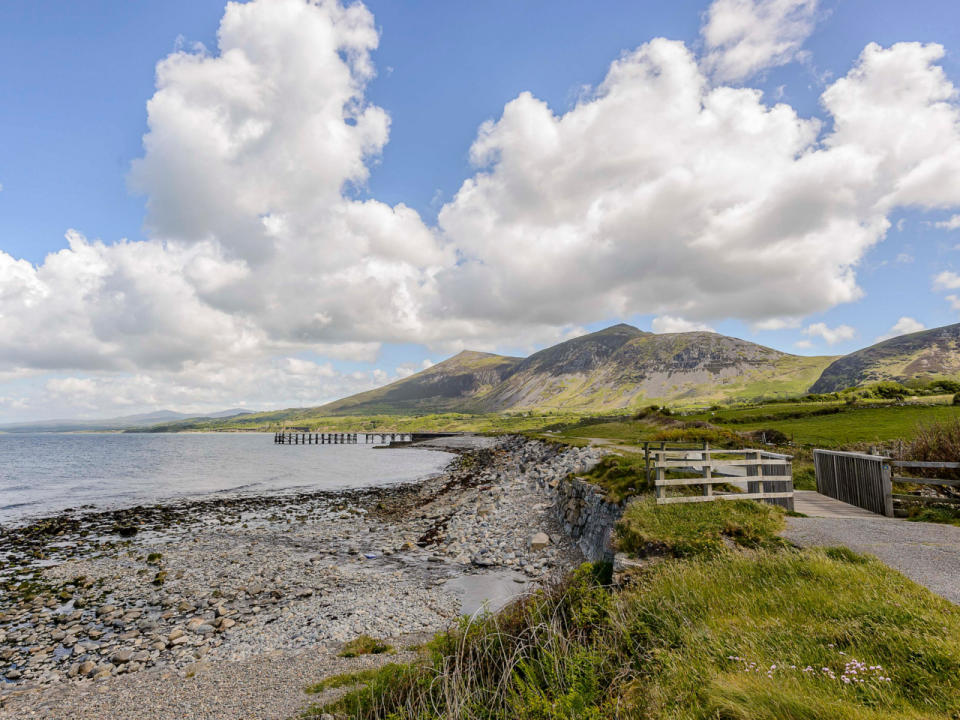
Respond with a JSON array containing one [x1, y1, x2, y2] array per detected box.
[[811, 322, 960, 392]]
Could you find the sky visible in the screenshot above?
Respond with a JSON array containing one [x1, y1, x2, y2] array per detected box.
[[2, 0, 960, 421]]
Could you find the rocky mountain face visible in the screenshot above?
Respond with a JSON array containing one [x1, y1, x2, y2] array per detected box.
[[810, 323, 960, 393], [317, 350, 523, 415], [318, 323, 835, 414], [475, 326, 830, 411]]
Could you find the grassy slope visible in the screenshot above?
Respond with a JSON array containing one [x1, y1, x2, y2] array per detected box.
[[305, 499, 960, 719], [637, 354, 835, 407], [811, 323, 960, 393], [535, 401, 960, 450]]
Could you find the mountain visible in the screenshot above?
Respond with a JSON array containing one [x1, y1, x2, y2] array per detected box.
[[129, 321, 960, 431], [810, 323, 960, 393], [0, 408, 252, 433], [315, 350, 523, 415], [308, 323, 834, 415], [474, 326, 832, 411]]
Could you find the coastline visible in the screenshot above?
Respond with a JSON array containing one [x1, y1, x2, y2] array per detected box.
[[0, 435, 603, 719]]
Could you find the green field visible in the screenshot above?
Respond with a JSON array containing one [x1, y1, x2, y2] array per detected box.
[[533, 402, 960, 451], [141, 411, 606, 435], [701, 403, 960, 447]]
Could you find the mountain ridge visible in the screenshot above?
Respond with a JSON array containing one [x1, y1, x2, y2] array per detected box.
[[313, 323, 835, 415], [810, 322, 960, 393]]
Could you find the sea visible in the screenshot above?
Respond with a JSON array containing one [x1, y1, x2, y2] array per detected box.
[[0, 433, 454, 525]]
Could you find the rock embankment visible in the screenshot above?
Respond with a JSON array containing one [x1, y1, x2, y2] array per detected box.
[[0, 435, 603, 719]]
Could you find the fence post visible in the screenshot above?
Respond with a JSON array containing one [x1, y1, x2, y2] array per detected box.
[[701, 443, 712, 497], [746, 449, 759, 495], [644, 442, 650, 487], [881, 461, 894, 518], [655, 452, 665, 502]]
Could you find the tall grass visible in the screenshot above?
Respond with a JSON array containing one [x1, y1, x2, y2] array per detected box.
[[906, 418, 960, 481]]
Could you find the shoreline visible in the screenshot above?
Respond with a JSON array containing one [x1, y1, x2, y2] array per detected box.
[[0, 435, 604, 719]]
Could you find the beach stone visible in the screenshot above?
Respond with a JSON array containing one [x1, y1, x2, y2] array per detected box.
[[110, 649, 134, 664], [4, 669, 22, 680], [168, 628, 185, 642], [529, 532, 551, 551], [78, 660, 96, 676]]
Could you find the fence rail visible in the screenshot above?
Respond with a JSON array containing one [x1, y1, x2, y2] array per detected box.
[[889, 459, 960, 507], [650, 447, 793, 509]]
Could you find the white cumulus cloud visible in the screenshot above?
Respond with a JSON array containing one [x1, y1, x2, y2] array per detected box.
[[3, 1, 960, 418], [803, 322, 856, 345], [876, 316, 925, 342], [701, 0, 820, 82], [651, 316, 715, 334], [934, 271, 960, 290]]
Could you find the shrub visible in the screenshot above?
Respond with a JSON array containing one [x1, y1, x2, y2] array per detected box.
[[872, 381, 910, 399], [652, 426, 742, 446], [905, 418, 960, 482], [748, 428, 789, 445]]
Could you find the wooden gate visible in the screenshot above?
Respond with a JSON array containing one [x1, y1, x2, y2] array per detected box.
[[651, 447, 793, 509]]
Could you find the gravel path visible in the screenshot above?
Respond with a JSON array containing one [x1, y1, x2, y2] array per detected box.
[[783, 516, 960, 604]]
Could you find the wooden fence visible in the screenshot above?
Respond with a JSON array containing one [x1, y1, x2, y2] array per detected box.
[[642, 441, 707, 487], [890, 460, 960, 507], [813, 449, 893, 517], [813, 452, 960, 516], [650, 447, 794, 509]]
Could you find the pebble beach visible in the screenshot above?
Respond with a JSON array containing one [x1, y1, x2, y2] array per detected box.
[[0, 435, 604, 719]]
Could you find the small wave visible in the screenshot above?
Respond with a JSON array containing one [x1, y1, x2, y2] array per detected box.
[[213, 482, 262, 493], [0, 501, 40, 511]]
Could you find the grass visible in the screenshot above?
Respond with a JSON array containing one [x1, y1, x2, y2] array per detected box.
[[699, 404, 960, 447], [903, 505, 960, 527], [576, 455, 651, 502], [305, 666, 404, 695], [300, 500, 960, 720], [616, 496, 790, 558], [339, 635, 393, 658], [143, 410, 605, 434]]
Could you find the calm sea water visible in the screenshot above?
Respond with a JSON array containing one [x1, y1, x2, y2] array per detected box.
[[0, 433, 454, 525]]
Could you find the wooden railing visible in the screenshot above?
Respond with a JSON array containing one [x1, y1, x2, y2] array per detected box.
[[890, 460, 960, 507], [813, 452, 960, 516], [813, 449, 893, 517], [642, 441, 707, 486], [651, 447, 793, 509]]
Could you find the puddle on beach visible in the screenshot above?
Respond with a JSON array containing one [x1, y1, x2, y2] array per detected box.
[[443, 570, 531, 616]]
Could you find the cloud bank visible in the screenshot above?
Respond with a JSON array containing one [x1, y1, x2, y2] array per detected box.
[[3, 0, 960, 417]]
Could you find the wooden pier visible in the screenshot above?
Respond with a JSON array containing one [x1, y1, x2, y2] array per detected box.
[[274, 432, 414, 445]]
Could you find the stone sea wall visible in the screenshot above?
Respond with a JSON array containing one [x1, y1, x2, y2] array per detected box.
[[553, 476, 624, 563], [513, 438, 623, 563]]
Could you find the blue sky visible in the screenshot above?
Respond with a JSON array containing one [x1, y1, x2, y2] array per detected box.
[[2, 0, 960, 419]]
